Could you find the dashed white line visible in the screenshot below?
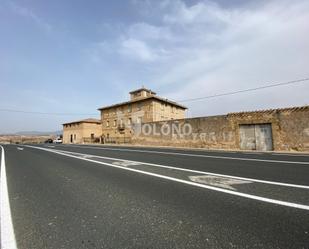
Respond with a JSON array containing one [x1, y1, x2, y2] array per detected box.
[[57, 144, 309, 165], [26, 145, 309, 211], [0, 145, 18, 249], [42, 147, 309, 190]]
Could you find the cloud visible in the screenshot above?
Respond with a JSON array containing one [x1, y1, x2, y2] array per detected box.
[[127, 22, 173, 41], [7, 1, 52, 32], [152, 0, 309, 87], [89, 0, 309, 115], [120, 38, 158, 61], [162, 0, 231, 25], [112, 22, 173, 62]]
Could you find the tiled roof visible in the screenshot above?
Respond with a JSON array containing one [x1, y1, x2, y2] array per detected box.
[[62, 118, 101, 126], [129, 87, 156, 94], [228, 105, 309, 116], [98, 95, 187, 110]]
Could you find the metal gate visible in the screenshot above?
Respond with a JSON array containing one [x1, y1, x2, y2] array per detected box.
[[239, 123, 273, 151]]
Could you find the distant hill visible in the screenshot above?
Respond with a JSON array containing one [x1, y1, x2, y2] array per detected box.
[[12, 130, 62, 136]]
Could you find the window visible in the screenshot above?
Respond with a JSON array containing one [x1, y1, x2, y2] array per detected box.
[[137, 102, 142, 111], [134, 92, 141, 98], [74, 134, 76, 140], [128, 118, 132, 125], [91, 133, 94, 139], [106, 120, 109, 127], [137, 117, 142, 124], [128, 104, 132, 112], [114, 120, 117, 126]]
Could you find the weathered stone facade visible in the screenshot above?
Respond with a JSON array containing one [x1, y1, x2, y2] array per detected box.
[[132, 106, 309, 152], [98, 88, 187, 142]]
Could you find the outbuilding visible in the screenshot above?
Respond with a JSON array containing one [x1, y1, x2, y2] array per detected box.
[[62, 118, 102, 144]]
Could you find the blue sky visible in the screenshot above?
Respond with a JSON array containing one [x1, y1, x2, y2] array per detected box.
[[1, 0, 309, 133]]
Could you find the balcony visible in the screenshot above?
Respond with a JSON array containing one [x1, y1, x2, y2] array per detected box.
[[117, 124, 125, 131]]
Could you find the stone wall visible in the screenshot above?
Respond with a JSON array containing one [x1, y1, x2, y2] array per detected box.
[[276, 108, 309, 151], [132, 106, 309, 152]]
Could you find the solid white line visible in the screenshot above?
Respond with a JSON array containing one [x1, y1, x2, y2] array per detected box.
[[26, 146, 309, 211], [242, 152, 263, 155], [271, 153, 309, 157], [44, 147, 309, 190], [0, 146, 18, 249], [57, 144, 309, 165]]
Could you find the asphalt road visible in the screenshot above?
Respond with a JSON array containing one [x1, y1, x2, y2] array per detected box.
[[1, 144, 309, 249]]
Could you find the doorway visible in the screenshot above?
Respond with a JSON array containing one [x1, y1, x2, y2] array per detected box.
[[239, 123, 273, 151]]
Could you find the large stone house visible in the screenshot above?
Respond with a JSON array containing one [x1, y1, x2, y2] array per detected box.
[[98, 88, 187, 143], [62, 118, 102, 144], [62, 87, 187, 144]]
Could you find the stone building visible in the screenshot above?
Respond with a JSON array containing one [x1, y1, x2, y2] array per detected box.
[[62, 87, 308, 151], [98, 87, 187, 143], [63, 118, 102, 144]]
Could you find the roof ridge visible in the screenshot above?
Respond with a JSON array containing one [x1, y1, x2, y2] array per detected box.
[[129, 87, 156, 94], [98, 95, 187, 110], [227, 105, 309, 116], [63, 118, 101, 125]]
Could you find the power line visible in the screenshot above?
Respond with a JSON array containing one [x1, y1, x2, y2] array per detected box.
[[177, 77, 309, 103], [0, 109, 97, 116], [0, 77, 308, 116]]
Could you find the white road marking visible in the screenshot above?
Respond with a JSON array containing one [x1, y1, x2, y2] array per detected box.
[[17, 147, 24, 151], [32, 146, 309, 190], [25, 146, 309, 211], [0, 146, 18, 249], [82, 155, 93, 159], [189, 175, 252, 190], [57, 144, 309, 165], [112, 161, 141, 167], [271, 153, 309, 157], [242, 152, 263, 155]]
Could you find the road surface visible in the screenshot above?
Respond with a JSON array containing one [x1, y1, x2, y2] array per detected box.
[[1, 144, 309, 248]]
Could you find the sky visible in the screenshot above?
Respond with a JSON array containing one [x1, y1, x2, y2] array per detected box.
[[0, 0, 309, 133]]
